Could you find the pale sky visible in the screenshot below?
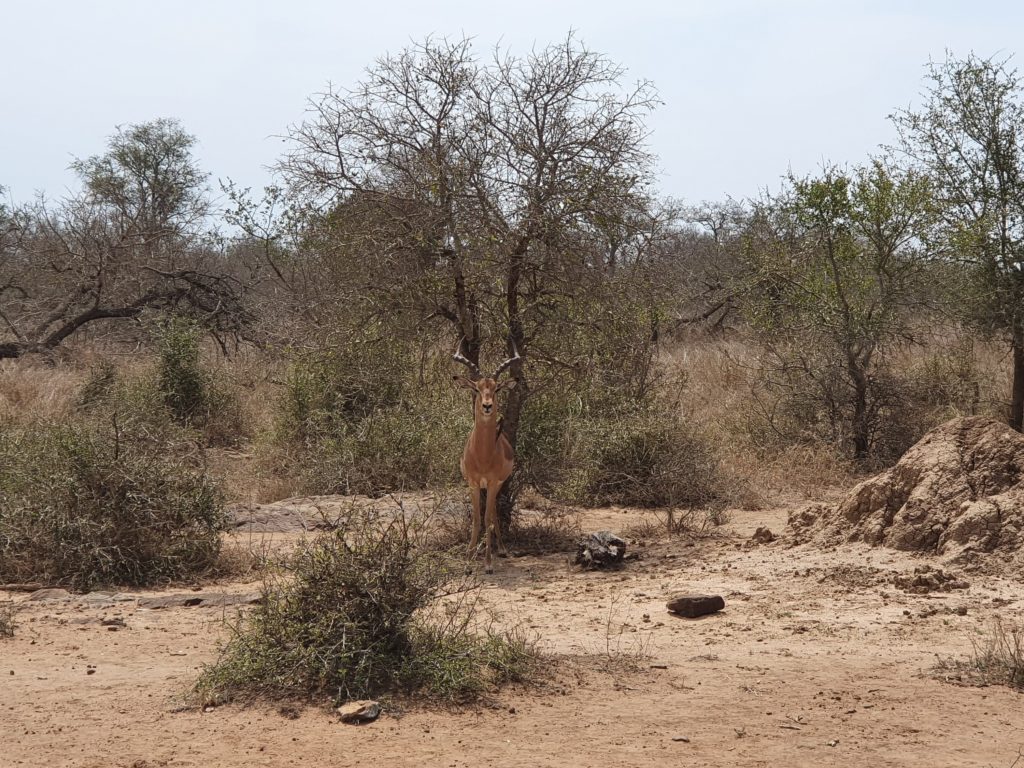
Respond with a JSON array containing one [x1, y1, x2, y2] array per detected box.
[[3, 0, 1021, 208]]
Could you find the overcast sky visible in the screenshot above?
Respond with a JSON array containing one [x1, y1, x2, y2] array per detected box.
[[3, 0, 1021, 208]]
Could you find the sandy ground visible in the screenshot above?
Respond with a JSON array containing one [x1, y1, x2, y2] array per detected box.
[[3, 502, 1023, 768]]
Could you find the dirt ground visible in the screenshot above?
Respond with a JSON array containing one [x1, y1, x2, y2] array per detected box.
[[3, 501, 1023, 768]]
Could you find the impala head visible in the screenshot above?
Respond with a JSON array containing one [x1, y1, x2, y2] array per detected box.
[[452, 338, 519, 420]]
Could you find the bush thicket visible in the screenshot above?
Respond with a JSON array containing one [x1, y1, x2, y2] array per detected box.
[[195, 509, 535, 706], [0, 409, 226, 591], [154, 317, 245, 446]]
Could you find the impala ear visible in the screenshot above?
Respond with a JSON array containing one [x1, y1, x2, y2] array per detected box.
[[453, 375, 478, 391], [496, 378, 517, 392]]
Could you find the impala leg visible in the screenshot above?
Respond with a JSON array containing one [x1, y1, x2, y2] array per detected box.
[[491, 480, 508, 557], [484, 483, 499, 574], [467, 484, 482, 558]]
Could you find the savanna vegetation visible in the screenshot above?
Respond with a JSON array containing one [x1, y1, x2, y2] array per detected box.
[[2, 38, 1023, 704]]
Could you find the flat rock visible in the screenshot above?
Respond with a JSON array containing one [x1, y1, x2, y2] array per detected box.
[[79, 591, 135, 604], [337, 700, 381, 724], [137, 592, 262, 609], [666, 594, 725, 618], [25, 588, 72, 601]]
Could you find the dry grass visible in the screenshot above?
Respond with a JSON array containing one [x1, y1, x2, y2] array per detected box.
[[2, 330, 1015, 517], [937, 617, 1024, 691], [661, 336, 859, 502], [661, 331, 1015, 504], [0, 360, 83, 425]]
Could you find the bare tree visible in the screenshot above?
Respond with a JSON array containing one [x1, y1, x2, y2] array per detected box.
[[0, 120, 252, 359], [279, 35, 666, 446]]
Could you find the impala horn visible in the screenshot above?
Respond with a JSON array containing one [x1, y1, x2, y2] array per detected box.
[[453, 337, 483, 380], [492, 340, 520, 379]]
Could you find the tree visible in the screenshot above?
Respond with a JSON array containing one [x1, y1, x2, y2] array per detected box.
[[0, 120, 251, 359], [71, 118, 209, 238], [277, 37, 666, 485], [741, 161, 933, 460], [892, 53, 1024, 430]]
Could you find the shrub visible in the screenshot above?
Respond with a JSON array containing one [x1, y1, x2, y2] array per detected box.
[[277, 338, 414, 446], [0, 602, 16, 638], [0, 414, 227, 590], [271, 341, 464, 496], [194, 508, 536, 706], [76, 360, 118, 410], [154, 317, 245, 446], [558, 410, 726, 509]]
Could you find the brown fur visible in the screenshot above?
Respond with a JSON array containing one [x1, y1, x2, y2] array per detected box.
[[453, 374, 515, 573]]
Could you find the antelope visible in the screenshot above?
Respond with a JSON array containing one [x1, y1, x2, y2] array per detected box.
[[452, 339, 520, 574]]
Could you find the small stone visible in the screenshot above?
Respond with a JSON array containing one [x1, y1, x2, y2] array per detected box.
[[337, 700, 381, 724], [86, 669, 96, 675], [672, 736, 690, 743], [666, 595, 725, 618]]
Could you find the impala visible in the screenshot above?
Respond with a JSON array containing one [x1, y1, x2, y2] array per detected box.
[[452, 339, 520, 573]]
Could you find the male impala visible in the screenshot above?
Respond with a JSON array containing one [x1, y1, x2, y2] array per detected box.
[[452, 339, 519, 574]]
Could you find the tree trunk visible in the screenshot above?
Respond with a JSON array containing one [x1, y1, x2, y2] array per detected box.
[[847, 350, 871, 461], [1011, 327, 1024, 432], [494, 241, 529, 531]]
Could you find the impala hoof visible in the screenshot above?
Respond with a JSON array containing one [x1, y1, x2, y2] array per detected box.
[[485, 565, 493, 574]]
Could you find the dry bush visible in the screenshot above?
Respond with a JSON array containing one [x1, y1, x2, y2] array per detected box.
[[555, 407, 729, 510], [0, 602, 17, 638], [937, 618, 1024, 691], [267, 340, 465, 497], [0, 411, 226, 591], [194, 509, 537, 707]]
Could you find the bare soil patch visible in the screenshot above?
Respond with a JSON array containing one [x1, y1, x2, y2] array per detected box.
[[2, 498, 1023, 767]]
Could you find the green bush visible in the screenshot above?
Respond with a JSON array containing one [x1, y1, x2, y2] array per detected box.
[[272, 340, 464, 496], [0, 414, 226, 590], [154, 317, 245, 446], [194, 509, 535, 706], [278, 338, 413, 446], [558, 411, 726, 509]]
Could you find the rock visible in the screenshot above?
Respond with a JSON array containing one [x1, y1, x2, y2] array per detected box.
[[788, 417, 1024, 566], [892, 565, 969, 594], [137, 592, 262, 609], [0, 583, 46, 592], [337, 700, 381, 724], [750, 527, 775, 544], [573, 531, 626, 569], [25, 588, 71, 601], [666, 594, 725, 618], [80, 591, 134, 605]]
